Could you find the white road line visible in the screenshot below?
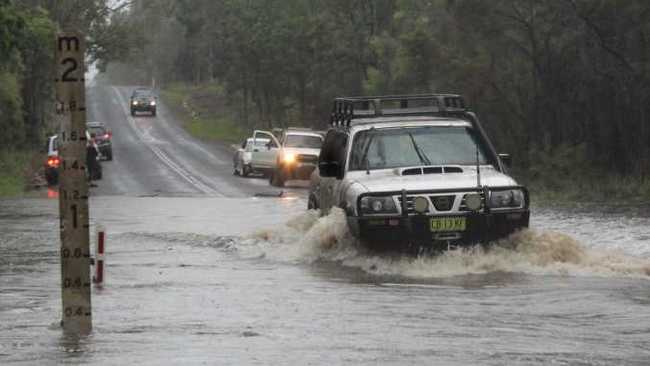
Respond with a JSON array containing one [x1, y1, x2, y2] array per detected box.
[[111, 86, 220, 196]]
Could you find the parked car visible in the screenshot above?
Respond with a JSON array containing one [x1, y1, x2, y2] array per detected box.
[[44, 135, 60, 186], [43, 131, 103, 185], [86, 121, 113, 160], [249, 128, 323, 187], [233, 137, 270, 177], [130, 88, 157, 116], [309, 94, 529, 252]]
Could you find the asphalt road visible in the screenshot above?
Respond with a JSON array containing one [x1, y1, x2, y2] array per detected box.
[[86, 86, 295, 198]]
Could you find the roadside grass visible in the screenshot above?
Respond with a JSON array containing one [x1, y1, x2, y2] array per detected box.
[[526, 174, 650, 205], [0, 150, 34, 197], [161, 83, 247, 145]]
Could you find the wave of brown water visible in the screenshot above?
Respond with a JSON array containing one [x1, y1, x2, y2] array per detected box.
[[245, 208, 650, 279]]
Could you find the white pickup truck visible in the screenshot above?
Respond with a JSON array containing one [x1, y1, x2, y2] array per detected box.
[[250, 128, 323, 187]]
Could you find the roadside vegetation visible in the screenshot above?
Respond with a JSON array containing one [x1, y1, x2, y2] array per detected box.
[[160, 83, 247, 144], [0, 151, 33, 197]]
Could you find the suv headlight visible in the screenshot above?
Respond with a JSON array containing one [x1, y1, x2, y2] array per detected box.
[[489, 189, 524, 209], [359, 196, 398, 215], [282, 152, 296, 164]]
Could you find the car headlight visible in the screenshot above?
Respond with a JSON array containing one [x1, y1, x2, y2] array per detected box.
[[489, 189, 524, 209], [150, 101, 156, 106], [282, 152, 296, 164], [359, 196, 398, 215], [132, 100, 138, 105]]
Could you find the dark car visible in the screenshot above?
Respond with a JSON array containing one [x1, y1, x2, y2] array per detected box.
[[86, 121, 113, 160], [130, 88, 157, 117]]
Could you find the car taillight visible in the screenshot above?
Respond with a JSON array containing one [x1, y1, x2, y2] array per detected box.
[[104, 133, 111, 139], [47, 156, 60, 168]]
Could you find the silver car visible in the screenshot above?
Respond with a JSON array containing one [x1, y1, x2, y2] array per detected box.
[[248, 128, 323, 187], [233, 137, 270, 177], [309, 94, 530, 252]]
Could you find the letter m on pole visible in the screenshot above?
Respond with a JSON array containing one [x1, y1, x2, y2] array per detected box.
[[58, 36, 80, 52]]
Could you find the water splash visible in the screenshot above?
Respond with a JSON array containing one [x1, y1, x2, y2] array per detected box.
[[244, 208, 650, 279]]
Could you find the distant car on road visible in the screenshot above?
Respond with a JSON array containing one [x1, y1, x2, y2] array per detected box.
[[233, 137, 270, 177], [130, 88, 157, 117], [86, 121, 113, 160], [251, 128, 323, 187], [44, 135, 60, 186]]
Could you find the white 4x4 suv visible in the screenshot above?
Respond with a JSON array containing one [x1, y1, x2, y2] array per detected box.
[[309, 94, 529, 251]]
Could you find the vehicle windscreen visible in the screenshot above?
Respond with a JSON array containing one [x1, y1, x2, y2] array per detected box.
[[348, 126, 491, 171], [284, 135, 323, 149], [133, 90, 153, 99], [87, 126, 106, 136]]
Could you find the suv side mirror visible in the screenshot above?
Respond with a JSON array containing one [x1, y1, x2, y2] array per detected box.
[[319, 161, 342, 179], [498, 153, 512, 168]]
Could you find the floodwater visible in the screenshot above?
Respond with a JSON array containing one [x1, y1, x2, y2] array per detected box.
[[1, 196, 649, 365]]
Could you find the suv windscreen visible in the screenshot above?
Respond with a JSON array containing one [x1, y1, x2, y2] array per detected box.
[[133, 90, 153, 99], [284, 135, 323, 149], [87, 126, 106, 136], [349, 126, 491, 171]]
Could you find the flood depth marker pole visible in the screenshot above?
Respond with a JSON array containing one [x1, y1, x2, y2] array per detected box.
[[55, 32, 92, 334]]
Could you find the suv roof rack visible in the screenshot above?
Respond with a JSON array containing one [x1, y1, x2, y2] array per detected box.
[[330, 94, 467, 127]]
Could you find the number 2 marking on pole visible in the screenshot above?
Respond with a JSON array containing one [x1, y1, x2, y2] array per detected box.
[[61, 58, 78, 82]]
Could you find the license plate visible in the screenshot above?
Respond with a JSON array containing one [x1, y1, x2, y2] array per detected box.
[[430, 217, 466, 232]]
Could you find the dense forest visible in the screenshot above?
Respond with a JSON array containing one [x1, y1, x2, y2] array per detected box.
[[2, 0, 650, 194]]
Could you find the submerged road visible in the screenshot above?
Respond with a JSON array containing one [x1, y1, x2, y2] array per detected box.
[[1, 85, 649, 365]]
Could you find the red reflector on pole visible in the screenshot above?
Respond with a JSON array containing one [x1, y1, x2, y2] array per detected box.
[[94, 228, 105, 285]]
